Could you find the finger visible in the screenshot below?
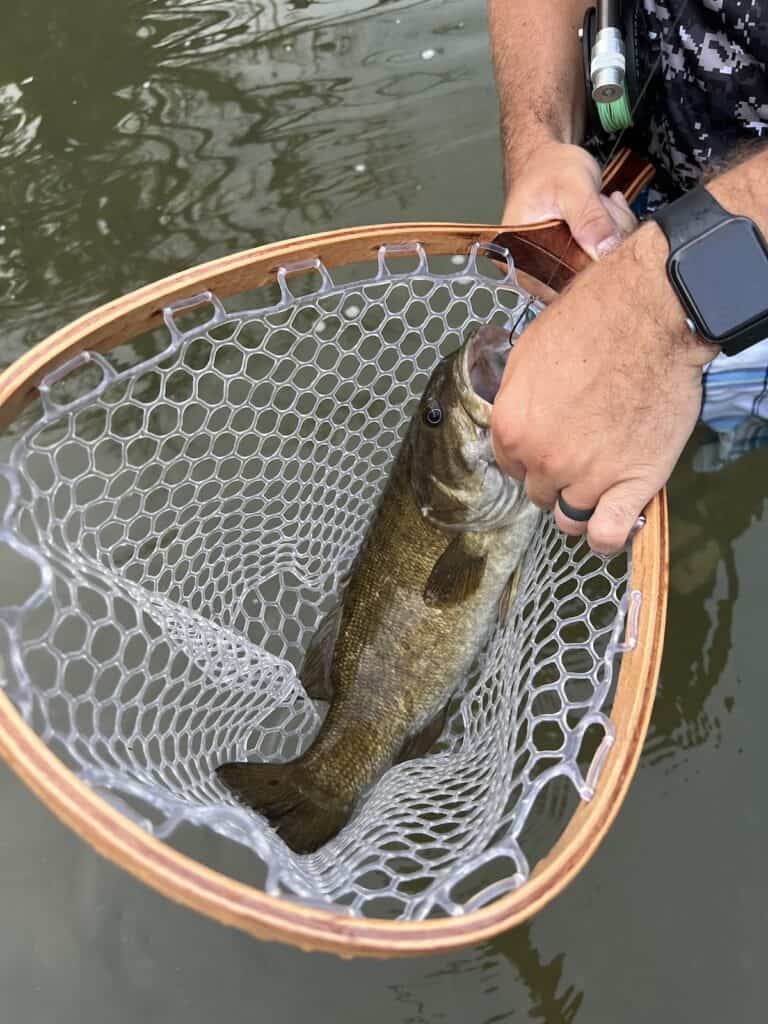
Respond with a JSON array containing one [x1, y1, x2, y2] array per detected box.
[[558, 183, 623, 262], [489, 386, 530, 482], [490, 435, 527, 481], [492, 437, 526, 480], [553, 483, 601, 537], [600, 192, 638, 239], [587, 481, 652, 556], [523, 472, 560, 510], [553, 501, 590, 537], [505, 458, 528, 481], [609, 190, 638, 224]]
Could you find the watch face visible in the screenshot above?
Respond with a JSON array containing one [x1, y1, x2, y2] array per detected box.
[[671, 218, 768, 343]]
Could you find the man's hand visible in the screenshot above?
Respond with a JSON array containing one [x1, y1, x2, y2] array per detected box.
[[491, 224, 720, 553], [503, 141, 637, 260]]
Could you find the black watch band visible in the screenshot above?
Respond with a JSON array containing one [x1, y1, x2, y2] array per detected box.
[[653, 186, 730, 252], [651, 185, 768, 357]]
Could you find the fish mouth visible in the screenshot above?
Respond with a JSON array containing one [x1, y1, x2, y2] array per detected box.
[[458, 325, 512, 426]]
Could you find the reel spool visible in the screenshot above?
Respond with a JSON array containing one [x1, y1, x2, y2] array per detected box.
[[0, 151, 665, 957], [582, 1, 643, 135]]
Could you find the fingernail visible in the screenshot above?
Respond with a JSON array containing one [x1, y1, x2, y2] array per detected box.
[[596, 235, 622, 260]]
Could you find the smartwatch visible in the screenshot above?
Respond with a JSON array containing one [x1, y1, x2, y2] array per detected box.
[[652, 185, 768, 356]]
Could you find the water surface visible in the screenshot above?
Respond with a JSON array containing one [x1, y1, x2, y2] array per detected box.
[[1, 2, 766, 1020]]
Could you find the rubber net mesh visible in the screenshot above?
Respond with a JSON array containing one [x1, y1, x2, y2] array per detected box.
[[0, 243, 637, 920]]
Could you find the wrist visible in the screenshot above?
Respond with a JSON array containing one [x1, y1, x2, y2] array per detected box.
[[625, 223, 721, 367], [503, 133, 573, 184], [645, 153, 768, 359]]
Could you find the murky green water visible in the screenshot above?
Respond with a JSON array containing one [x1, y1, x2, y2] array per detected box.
[[1, 1, 766, 1020]]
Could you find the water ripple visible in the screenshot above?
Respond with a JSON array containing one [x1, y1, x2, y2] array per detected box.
[[0, 0, 492, 372], [0, 82, 42, 160]]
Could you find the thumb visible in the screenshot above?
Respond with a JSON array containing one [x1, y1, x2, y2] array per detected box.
[[558, 183, 625, 262]]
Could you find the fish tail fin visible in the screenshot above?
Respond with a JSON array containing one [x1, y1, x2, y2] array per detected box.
[[215, 760, 351, 854]]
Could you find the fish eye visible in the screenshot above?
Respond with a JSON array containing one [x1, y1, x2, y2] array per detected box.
[[423, 400, 443, 428]]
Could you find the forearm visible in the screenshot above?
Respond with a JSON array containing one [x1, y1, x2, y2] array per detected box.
[[700, 147, 767, 234], [487, 0, 591, 182]]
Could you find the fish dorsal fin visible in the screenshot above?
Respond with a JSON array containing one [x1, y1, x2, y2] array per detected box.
[[299, 603, 343, 702], [498, 565, 522, 623], [424, 534, 487, 607]]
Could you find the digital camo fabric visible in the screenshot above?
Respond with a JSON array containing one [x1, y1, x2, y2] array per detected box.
[[638, 0, 768, 194], [632, 2, 768, 455]]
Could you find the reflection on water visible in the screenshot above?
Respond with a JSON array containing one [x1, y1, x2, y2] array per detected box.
[[387, 926, 582, 1024], [0, 1, 767, 1022], [493, 926, 583, 1023], [0, 0, 492, 371], [646, 431, 768, 771]]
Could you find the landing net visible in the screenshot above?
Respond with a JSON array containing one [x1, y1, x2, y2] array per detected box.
[[0, 244, 635, 920]]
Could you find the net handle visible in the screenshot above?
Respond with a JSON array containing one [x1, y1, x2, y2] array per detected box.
[[0, 148, 653, 433]]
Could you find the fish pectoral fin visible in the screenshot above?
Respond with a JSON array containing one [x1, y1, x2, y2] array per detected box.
[[395, 704, 450, 764], [299, 603, 343, 702], [498, 565, 522, 623], [424, 535, 487, 607]]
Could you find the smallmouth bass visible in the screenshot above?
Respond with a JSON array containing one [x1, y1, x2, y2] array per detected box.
[[216, 324, 540, 853]]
